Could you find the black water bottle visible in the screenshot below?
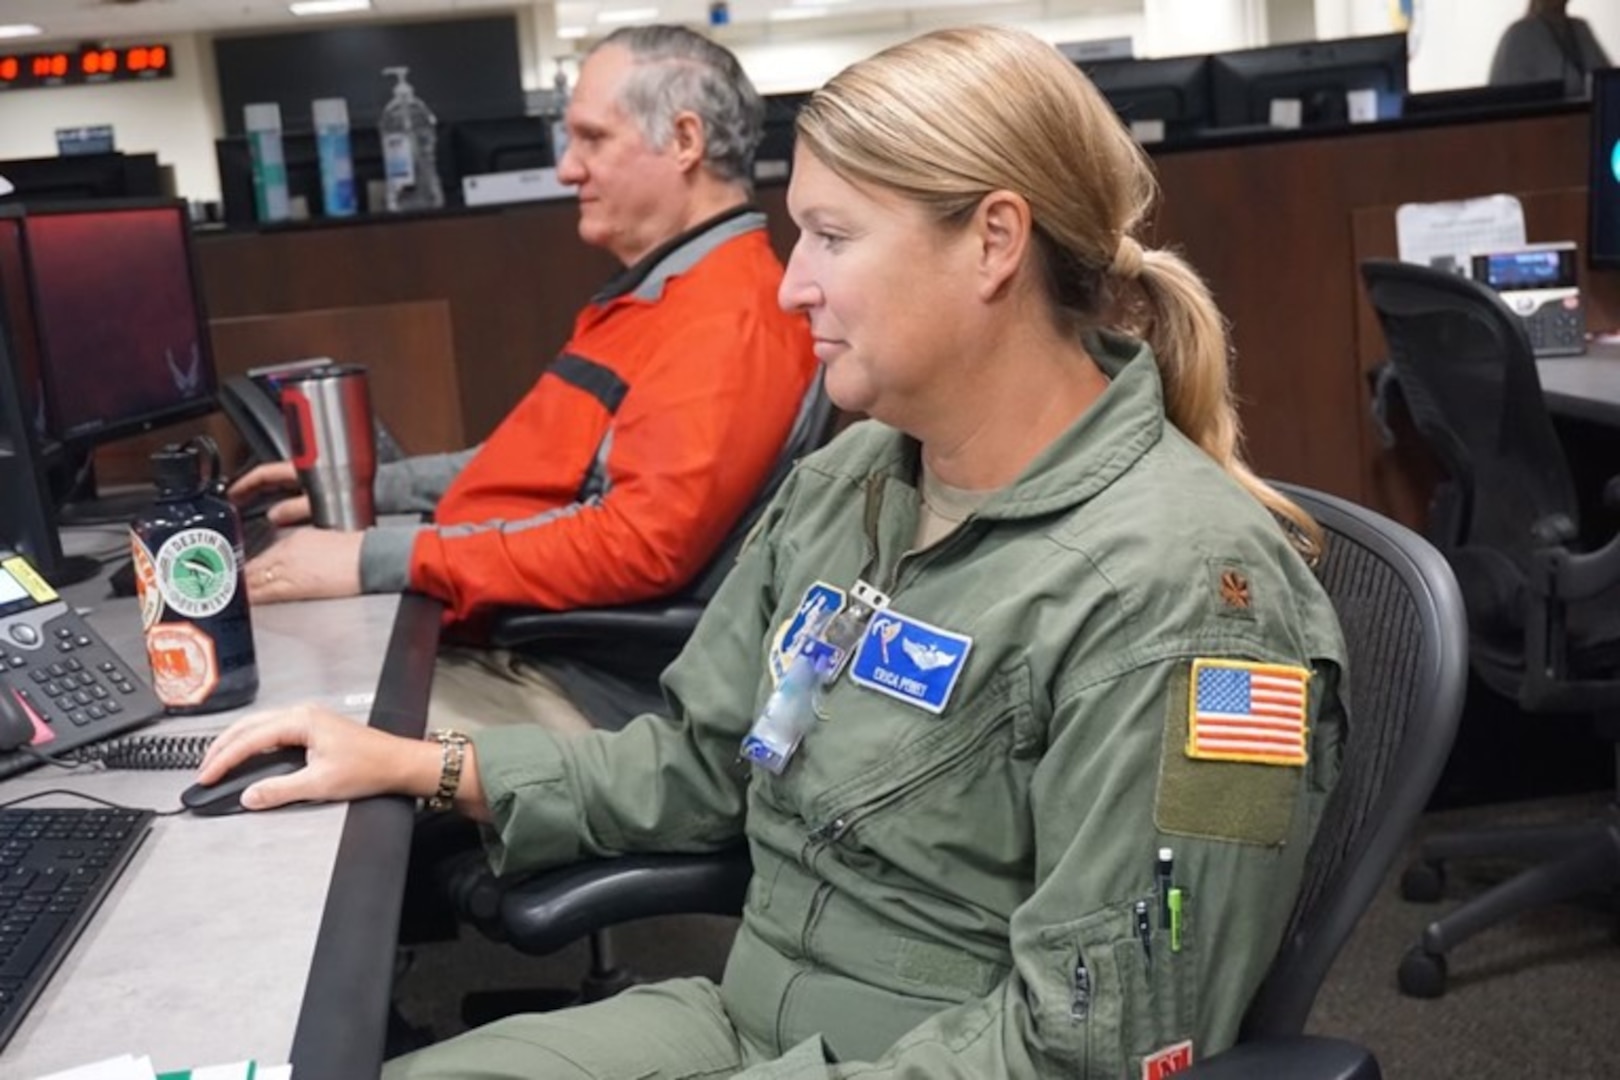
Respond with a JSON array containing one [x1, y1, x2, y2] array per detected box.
[[129, 437, 259, 714]]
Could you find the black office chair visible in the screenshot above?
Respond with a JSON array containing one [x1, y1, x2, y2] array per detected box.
[[440, 482, 1468, 1078], [1360, 258, 1620, 998]]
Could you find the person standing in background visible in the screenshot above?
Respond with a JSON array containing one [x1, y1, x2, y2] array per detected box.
[[1489, 0, 1611, 96]]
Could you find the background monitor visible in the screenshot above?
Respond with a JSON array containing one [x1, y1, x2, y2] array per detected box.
[[1081, 55, 1213, 143], [450, 116, 553, 179], [0, 274, 68, 583], [1211, 32, 1408, 130], [0, 152, 162, 204], [215, 128, 390, 224], [22, 199, 217, 457], [214, 15, 524, 135], [756, 92, 811, 179], [0, 214, 45, 446], [1589, 69, 1620, 269]]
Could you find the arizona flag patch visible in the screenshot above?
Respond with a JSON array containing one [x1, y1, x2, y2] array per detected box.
[[1186, 659, 1309, 766]]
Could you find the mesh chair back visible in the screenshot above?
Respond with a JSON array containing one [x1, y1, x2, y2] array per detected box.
[[1358, 259, 1578, 564], [1239, 485, 1467, 1039]]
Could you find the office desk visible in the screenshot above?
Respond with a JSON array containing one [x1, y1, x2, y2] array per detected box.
[[0, 549, 441, 1079], [1537, 342, 1620, 428]]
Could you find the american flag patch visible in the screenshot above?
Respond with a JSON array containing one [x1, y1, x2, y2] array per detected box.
[[1186, 659, 1310, 766]]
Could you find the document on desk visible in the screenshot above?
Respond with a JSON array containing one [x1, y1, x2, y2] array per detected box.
[[1396, 194, 1525, 273], [36, 1057, 291, 1080]]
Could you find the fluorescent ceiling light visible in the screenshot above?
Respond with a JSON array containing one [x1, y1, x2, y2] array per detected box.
[[289, 0, 373, 16], [596, 7, 660, 24], [0, 24, 43, 40], [769, 6, 828, 20], [558, 26, 590, 39]]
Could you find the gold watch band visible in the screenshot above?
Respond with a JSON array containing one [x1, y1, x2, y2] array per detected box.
[[426, 729, 470, 812]]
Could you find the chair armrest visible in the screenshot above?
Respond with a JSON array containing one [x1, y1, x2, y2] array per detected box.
[[487, 602, 705, 650], [442, 847, 752, 956], [1179, 1036, 1380, 1080], [1534, 527, 1620, 604]]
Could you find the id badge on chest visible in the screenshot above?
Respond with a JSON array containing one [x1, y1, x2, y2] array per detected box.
[[740, 579, 888, 774]]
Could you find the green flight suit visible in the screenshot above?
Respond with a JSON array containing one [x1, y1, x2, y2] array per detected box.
[[386, 332, 1349, 1080]]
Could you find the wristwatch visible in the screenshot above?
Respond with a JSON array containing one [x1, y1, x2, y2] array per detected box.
[[426, 729, 471, 812]]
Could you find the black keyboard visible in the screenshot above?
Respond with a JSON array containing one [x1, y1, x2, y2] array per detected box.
[[0, 807, 153, 1050]]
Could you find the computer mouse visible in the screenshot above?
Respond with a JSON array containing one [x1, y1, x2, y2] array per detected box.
[[0, 687, 35, 752], [181, 746, 308, 816]]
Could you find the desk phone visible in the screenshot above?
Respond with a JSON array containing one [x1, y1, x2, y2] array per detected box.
[[0, 552, 163, 779], [1471, 243, 1587, 357]]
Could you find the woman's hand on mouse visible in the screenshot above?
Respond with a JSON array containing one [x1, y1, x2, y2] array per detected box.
[[198, 704, 443, 812]]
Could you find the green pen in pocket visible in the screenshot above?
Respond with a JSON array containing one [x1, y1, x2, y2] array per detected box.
[[1168, 887, 1185, 953]]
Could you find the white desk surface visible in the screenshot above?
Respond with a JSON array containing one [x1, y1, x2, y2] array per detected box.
[[1537, 341, 1620, 424], [0, 528, 434, 1079]]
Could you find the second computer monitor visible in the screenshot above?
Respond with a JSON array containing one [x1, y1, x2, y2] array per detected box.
[[22, 199, 217, 448], [1589, 69, 1620, 269], [1211, 32, 1408, 130], [1082, 55, 1213, 143], [451, 116, 553, 179]]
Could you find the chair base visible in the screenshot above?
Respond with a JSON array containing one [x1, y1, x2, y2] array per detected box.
[[1397, 802, 1620, 998]]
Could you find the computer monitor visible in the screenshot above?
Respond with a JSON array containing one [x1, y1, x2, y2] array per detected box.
[[1081, 55, 1213, 143], [755, 92, 811, 180], [0, 152, 162, 204], [0, 214, 45, 446], [451, 116, 553, 180], [215, 129, 388, 224], [0, 260, 69, 583], [19, 200, 218, 516], [1211, 33, 1408, 130], [1589, 69, 1620, 269]]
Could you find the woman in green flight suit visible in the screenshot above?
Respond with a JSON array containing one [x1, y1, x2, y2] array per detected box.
[[200, 23, 1349, 1079]]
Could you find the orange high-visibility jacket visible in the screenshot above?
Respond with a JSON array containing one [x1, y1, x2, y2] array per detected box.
[[411, 209, 816, 626]]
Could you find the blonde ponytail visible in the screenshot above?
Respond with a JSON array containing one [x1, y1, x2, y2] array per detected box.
[[1131, 248, 1323, 562]]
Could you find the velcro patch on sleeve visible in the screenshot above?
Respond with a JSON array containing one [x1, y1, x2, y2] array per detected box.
[[1186, 659, 1309, 766], [1142, 1040, 1194, 1078]]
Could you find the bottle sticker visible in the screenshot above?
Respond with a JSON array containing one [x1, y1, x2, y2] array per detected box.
[[154, 528, 239, 619], [146, 622, 220, 707], [129, 534, 163, 631]]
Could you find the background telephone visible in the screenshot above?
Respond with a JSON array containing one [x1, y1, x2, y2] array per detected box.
[[218, 358, 406, 468], [1470, 242, 1588, 357], [0, 551, 164, 779]]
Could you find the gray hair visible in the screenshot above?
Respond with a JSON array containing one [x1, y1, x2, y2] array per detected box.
[[594, 25, 763, 187]]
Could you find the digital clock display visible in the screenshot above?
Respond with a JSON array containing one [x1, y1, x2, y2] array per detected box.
[[0, 44, 173, 91]]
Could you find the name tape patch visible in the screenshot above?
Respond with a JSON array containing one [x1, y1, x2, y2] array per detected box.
[[1186, 658, 1309, 766], [849, 610, 972, 715]]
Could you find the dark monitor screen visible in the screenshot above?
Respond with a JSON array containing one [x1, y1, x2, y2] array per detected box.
[[1211, 33, 1408, 129], [0, 153, 162, 204], [0, 216, 45, 445], [1081, 55, 1213, 142], [756, 92, 811, 179], [21, 200, 217, 447], [451, 116, 553, 179], [0, 267, 65, 579], [1589, 69, 1620, 269], [216, 129, 388, 224]]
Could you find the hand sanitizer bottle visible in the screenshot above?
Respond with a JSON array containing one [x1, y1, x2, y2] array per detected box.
[[379, 66, 444, 212]]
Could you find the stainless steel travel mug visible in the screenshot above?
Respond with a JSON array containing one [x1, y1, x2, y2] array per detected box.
[[279, 364, 377, 531]]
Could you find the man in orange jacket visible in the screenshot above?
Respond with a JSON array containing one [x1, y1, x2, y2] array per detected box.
[[231, 26, 817, 732]]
